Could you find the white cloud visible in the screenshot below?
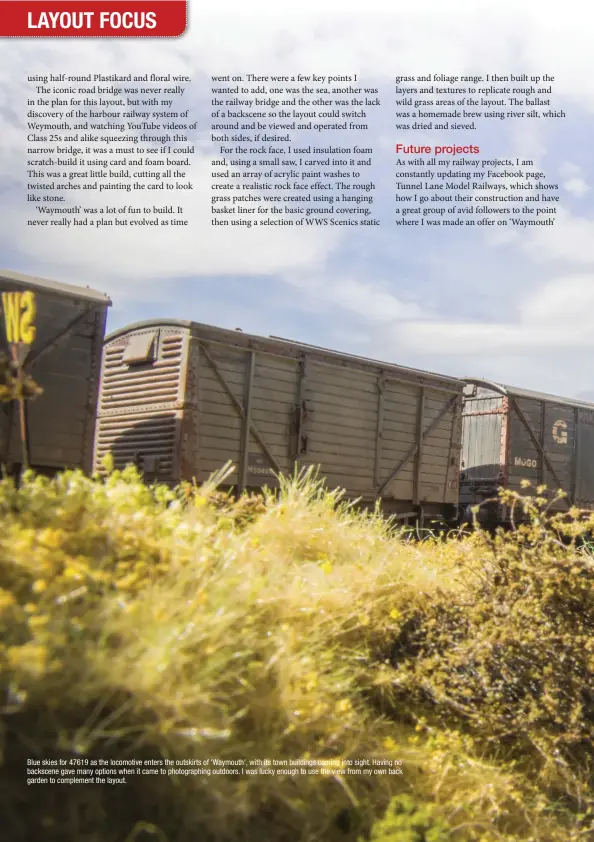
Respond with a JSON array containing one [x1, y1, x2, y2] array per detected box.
[[379, 271, 594, 356], [559, 163, 590, 197], [283, 272, 423, 323], [520, 274, 594, 324], [563, 177, 589, 197]]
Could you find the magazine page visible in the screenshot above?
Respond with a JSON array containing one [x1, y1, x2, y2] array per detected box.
[[1, 2, 593, 841]]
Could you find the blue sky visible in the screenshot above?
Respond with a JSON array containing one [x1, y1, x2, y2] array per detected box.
[[1, 0, 594, 399]]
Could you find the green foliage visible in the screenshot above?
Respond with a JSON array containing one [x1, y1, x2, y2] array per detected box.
[[0, 468, 593, 842], [362, 794, 451, 842], [0, 353, 42, 402]]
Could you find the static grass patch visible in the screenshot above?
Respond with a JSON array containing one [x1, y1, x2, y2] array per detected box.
[[1, 464, 593, 841]]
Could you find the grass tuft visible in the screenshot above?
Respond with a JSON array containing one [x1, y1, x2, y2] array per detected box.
[[1, 468, 593, 841]]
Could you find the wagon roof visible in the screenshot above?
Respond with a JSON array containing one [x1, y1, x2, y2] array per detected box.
[[0, 269, 111, 305], [106, 318, 464, 388], [463, 377, 594, 411]]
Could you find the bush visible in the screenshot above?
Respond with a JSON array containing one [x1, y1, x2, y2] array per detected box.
[[362, 794, 451, 842], [0, 465, 593, 841], [0, 353, 42, 402]]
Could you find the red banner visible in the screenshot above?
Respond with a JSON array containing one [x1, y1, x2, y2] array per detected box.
[[0, 0, 187, 37]]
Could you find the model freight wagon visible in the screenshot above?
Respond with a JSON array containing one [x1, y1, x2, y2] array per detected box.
[[460, 378, 594, 524], [0, 269, 111, 475], [94, 320, 464, 523]]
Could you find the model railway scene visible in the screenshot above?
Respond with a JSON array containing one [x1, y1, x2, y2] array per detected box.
[[3, 268, 594, 842], [2, 268, 594, 526]]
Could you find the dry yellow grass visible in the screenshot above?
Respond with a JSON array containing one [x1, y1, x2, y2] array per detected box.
[[0, 462, 593, 841]]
